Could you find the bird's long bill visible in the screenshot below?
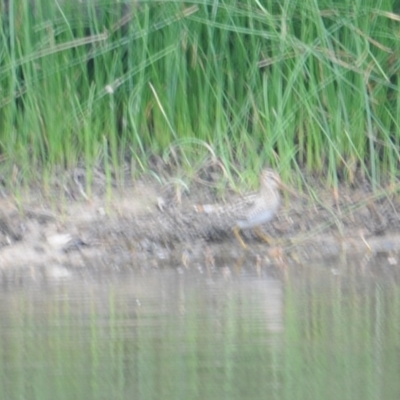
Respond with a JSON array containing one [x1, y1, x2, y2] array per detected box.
[[278, 180, 301, 198]]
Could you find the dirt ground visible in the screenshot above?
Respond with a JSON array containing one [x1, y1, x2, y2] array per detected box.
[[1, 168, 400, 273]]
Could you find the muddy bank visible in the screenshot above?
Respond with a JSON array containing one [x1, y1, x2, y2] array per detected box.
[[1, 170, 400, 272]]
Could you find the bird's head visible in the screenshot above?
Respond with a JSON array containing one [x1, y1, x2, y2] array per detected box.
[[260, 169, 281, 191]]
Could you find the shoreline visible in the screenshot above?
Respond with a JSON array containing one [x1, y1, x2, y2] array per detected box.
[[1, 173, 400, 270]]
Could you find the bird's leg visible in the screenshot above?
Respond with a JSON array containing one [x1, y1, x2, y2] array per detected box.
[[254, 227, 274, 245], [233, 226, 248, 249]]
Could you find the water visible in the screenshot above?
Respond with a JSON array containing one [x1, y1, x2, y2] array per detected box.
[[1, 254, 400, 400]]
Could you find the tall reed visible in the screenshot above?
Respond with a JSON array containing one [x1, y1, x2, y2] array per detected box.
[[0, 0, 399, 189]]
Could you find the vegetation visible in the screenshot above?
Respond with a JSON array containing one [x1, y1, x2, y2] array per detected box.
[[1, 0, 399, 192]]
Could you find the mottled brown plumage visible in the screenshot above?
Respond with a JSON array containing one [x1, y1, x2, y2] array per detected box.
[[195, 169, 281, 248]]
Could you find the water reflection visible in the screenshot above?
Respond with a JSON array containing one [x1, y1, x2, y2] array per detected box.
[[0, 255, 400, 399]]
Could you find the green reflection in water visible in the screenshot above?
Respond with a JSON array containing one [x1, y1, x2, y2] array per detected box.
[[0, 258, 399, 400]]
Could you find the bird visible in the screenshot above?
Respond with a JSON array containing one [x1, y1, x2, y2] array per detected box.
[[194, 169, 282, 248]]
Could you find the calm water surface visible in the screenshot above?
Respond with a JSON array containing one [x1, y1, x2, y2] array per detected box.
[[1, 255, 400, 400]]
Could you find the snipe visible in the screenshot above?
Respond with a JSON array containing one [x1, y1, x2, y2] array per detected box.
[[195, 169, 282, 248]]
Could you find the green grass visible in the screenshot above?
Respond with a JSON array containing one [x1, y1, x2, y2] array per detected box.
[[1, 0, 399, 192]]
